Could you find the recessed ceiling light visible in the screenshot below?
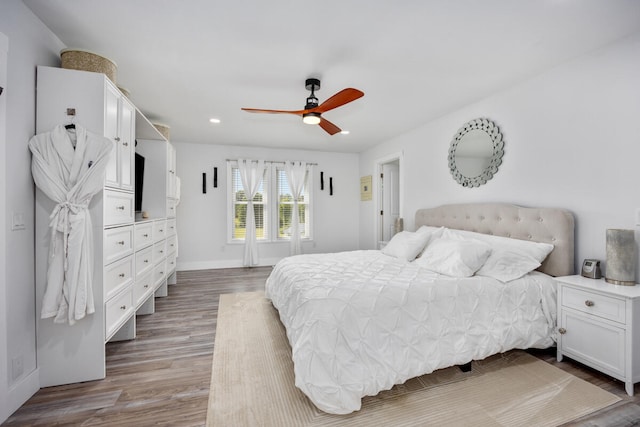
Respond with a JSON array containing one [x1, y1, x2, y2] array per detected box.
[[209, 118, 221, 124], [340, 130, 350, 135]]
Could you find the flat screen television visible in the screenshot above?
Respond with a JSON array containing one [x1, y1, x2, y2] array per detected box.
[[134, 152, 145, 212]]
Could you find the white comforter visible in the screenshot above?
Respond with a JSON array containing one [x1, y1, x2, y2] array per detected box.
[[265, 250, 557, 414]]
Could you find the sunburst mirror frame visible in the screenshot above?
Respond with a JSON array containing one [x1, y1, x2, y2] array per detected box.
[[448, 118, 504, 188]]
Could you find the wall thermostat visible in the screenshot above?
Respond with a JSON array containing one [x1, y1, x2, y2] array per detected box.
[[581, 259, 601, 279]]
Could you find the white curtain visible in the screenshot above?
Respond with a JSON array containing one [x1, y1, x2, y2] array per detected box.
[[285, 161, 308, 255], [237, 159, 265, 266]]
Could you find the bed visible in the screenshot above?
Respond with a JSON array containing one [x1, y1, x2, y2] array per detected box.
[[265, 203, 575, 414]]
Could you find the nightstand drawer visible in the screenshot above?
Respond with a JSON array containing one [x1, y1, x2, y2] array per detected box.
[[562, 286, 626, 323], [560, 310, 625, 377]]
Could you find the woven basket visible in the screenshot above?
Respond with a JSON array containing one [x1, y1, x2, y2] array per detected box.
[[60, 48, 117, 83], [153, 123, 170, 140], [118, 86, 131, 98]]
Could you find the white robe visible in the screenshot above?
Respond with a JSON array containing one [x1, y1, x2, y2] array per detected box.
[[30, 125, 113, 325]]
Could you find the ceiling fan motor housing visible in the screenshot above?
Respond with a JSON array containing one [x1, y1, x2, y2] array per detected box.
[[305, 78, 320, 109]]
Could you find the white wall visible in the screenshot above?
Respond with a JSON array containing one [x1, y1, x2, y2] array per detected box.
[[359, 32, 640, 276], [0, 1, 64, 422], [173, 142, 360, 270]]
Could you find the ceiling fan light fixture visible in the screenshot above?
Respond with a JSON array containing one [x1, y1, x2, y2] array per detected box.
[[302, 112, 321, 125]]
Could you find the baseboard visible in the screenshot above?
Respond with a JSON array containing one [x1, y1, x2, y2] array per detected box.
[[177, 257, 282, 271], [1, 367, 39, 422]]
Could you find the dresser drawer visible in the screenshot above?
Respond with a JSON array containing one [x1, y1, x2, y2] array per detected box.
[[105, 286, 134, 341], [562, 286, 626, 323], [133, 271, 154, 308], [134, 222, 154, 250], [104, 225, 134, 265], [104, 255, 134, 300], [167, 253, 177, 273], [104, 190, 134, 226], [166, 235, 177, 256], [153, 219, 167, 242], [154, 260, 167, 287], [135, 245, 154, 279], [166, 198, 177, 218], [166, 218, 177, 237], [153, 240, 166, 264]]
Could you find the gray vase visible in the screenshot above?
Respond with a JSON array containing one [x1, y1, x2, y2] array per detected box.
[[605, 229, 636, 286]]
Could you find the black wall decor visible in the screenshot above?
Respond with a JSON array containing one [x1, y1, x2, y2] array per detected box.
[[329, 177, 333, 196], [320, 171, 324, 190], [202, 172, 207, 193], [213, 167, 218, 188]]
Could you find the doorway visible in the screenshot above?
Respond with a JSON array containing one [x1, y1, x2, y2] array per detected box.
[[376, 153, 403, 249]]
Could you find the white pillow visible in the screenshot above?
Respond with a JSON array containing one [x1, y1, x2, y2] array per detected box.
[[442, 228, 554, 264], [381, 230, 433, 261], [414, 238, 492, 277], [414, 226, 445, 257], [475, 250, 541, 282]]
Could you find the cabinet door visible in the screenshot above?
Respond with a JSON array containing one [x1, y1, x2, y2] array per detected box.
[[560, 309, 626, 377], [119, 98, 135, 191], [104, 84, 120, 188]]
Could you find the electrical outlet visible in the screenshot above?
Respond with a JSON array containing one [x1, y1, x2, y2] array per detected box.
[[11, 355, 24, 380]]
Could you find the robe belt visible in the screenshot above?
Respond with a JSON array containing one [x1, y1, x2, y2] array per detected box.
[[49, 201, 88, 271]]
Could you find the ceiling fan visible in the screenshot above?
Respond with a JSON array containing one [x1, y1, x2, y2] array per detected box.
[[241, 78, 364, 135]]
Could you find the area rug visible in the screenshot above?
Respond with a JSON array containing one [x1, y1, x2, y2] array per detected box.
[[207, 291, 620, 427]]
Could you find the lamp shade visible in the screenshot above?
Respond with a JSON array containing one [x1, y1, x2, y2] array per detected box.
[[605, 229, 636, 286]]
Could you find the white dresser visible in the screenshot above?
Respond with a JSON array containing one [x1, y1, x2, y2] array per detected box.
[[556, 274, 640, 396], [34, 66, 176, 387]]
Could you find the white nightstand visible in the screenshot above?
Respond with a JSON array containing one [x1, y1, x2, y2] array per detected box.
[[556, 275, 640, 396]]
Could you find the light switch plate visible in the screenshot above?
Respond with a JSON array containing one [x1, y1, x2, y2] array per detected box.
[[11, 212, 26, 231]]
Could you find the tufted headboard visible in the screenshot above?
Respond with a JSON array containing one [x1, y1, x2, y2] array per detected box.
[[415, 203, 575, 277]]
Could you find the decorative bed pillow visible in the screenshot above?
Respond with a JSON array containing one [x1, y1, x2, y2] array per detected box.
[[382, 227, 443, 261], [442, 228, 554, 264], [475, 250, 541, 282], [414, 238, 492, 277]]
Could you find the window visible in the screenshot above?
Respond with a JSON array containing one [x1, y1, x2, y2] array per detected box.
[[276, 167, 310, 239], [230, 165, 268, 240], [228, 161, 313, 242]]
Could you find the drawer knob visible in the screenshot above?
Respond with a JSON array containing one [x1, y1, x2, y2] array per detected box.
[[117, 240, 125, 245], [558, 327, 567, 335], [120, 305, 126, 310], [123, 141, 129, 147], [116, 205, 125, 210], [159, 229, 164, 232], [114, 137, 121, 142], [160, 250, 164, 254], [585, 300, 595, 307], [144, 259, 149, 263], [118, 273, 125, 278], [144, 284, 149, 288], [143, 233, 149, 237]]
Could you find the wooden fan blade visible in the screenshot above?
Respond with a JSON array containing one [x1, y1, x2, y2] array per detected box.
[[318, 117, 341, 135], [241, 107, 306, 115], [315, 88, 364, 114]]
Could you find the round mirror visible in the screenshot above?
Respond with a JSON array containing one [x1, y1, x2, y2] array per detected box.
[[448, 118, 504, 187]]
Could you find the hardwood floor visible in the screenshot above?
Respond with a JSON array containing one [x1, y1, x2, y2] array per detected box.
[[4, 267, 640, 426]]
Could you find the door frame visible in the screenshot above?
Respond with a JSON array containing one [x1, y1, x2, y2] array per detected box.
[[375, 151, 404, 248]]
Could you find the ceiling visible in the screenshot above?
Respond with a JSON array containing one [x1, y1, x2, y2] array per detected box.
[[22, 0, 640, 153]]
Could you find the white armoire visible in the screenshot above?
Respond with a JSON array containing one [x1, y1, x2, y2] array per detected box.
[[34, 66, 177, 387]]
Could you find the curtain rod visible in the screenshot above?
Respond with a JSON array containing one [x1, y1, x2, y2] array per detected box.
[[226, 159, 318, 166]]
